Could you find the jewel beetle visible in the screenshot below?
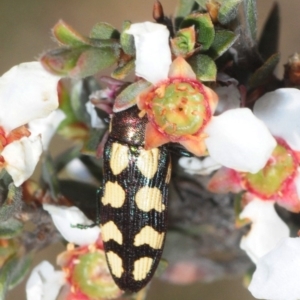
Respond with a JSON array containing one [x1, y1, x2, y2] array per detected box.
[[99, 105, 171, 292]]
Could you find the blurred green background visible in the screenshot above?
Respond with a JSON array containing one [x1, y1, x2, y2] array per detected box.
[[1, 0, 300, 299]]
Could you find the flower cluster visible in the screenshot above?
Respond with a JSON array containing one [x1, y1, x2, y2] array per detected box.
[[0, 62, 63, 186], [26, 205, 122, 300], [2, 1, 300, 300]]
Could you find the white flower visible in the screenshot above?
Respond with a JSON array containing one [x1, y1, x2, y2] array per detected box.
[[26, 261, 65, 300], [0, 62, 60, 186], [249, 238, 300, 300], [239, 198, 290, 264], [43, 204, 101, 246], [254, 88, 300, 151], [179, 156, 221, 175], [205, 108, 276, 173], [2, 136, 42, 186], [253, 88, 300, 211], [127, 22, 276, 173], [126, 22, 172, 84], [28, 109, 66, 150]]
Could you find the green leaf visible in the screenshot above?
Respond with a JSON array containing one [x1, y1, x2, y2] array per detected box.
[[81, 128, 106, 156], [113, 80, 152, 112], [111, 58, 135, 80], [0, 184, 22, 223], [90, 22, 120, 39], [120, 21, 135, 56], [70, 80, 90, 124], [218, 0, 242, 25], [244, 0, 257, 45], [208, 30, 238, 59], [175, 0, 196, 27], [0, 255, 32, 299], [194, 0, 208, 9], [171, 26, 196, 57], [52, 20, 89, 47], [41, 43, 120, 78], [258, 3, 280, 60], [8, 255, 32, 290], [188, 54, 217, 81], [41, 154, 60, 200], [57, 77, 100, 141], [0, 256, 15, 300], [41, 47, 88, 77], [180, 13, 215, 51], [57, 80, 88, 140], [248, 53, 280, 89], [0, 218, 23, 239]]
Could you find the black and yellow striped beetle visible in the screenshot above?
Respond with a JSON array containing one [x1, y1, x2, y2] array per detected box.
[[100, 105, 172, 292]]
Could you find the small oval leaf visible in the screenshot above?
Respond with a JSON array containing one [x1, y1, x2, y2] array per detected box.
[[209, 30, 238, 59], [218, 0, 242, 25], [180, 13, 215, 51], [175, 0, 196, 27], [188, 54, 217, 81], [53, 20, 89, 47], [120, 21, 135, 56], [111, 58, 135, 80], [41, 45, 120, 78], [113, 80, 152, 112], [244, 0, 257, 45], [248, 53, 280, 89], [90, 22, 120, 39], [171, 26, 196, 57]]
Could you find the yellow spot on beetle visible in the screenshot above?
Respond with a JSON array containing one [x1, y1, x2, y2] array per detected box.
[[107, 251, 124, 278], [102, 181, 125, 208], [135, 187, 165, 212], [101, 221, 123, 245], [133, 257, 153, 281], [137, 148, 159, 179], [134, 226, 165, 249], [110, 143, 129, 175], [165, 161, 172, 184]]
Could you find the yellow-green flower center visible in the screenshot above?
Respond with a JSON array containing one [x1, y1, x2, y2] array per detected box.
[[72, 251, 120, 299], [150, 79, 210, 136], [243, 141, 297, 198]]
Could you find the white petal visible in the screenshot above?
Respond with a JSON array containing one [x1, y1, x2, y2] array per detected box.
[[26, 261, 65, 300], [205, 108, 277, 173], [43, 204, 101, 246], [249, 237, 300, 300], [239, 198, 290, 264], [126, 22, 172, 84], [28, 109, 66, 150], [178, 156, 221, 175], [254, 88, 300, 151], [0, 62, 60, 132], [65, 158, 97, 184], [85, 101, 105, 128], [2, 136, 42, 186], [214, 85, 240, 115]]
